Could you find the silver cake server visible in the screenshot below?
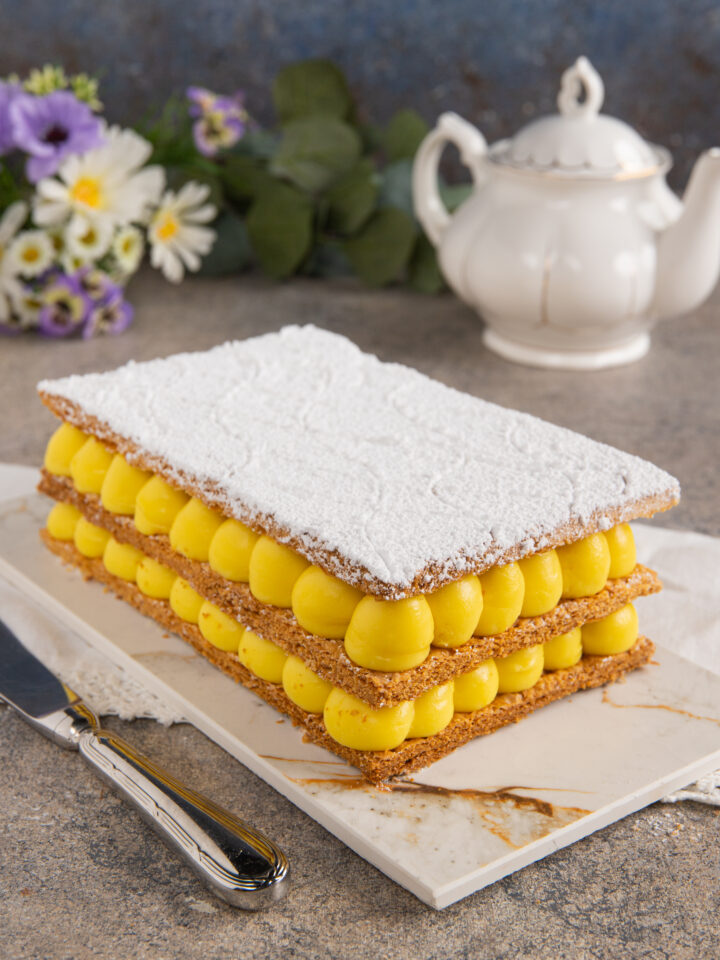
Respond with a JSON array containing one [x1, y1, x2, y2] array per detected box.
[[0, 616, 289, 909]]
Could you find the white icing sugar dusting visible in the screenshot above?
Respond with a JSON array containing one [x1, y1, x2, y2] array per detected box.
[[39, 326, 679, 592]]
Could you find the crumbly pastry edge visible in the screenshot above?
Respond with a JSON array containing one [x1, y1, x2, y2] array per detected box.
[[40, 530, 655, 784], [37, 394, 680, 600], [40, 472, 662, 706]]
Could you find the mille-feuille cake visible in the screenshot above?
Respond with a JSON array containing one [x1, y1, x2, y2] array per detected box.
[[37, 326, 679, 782]]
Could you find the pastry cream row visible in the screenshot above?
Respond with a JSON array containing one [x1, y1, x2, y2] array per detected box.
[[45, 498, 640, 752], [44, 423, 638, 673]]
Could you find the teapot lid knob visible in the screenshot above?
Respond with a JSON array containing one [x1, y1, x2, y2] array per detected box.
[[557, 56, 605, 118]]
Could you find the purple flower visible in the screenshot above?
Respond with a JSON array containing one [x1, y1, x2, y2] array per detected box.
[[187, 86, 248, 157], [76, 265, 120, 303], [83, 288, 134, 338], [38, 272, 91, 337], [10, 91, 104, 182], [73, 265, 133, 337], [0, 82, 21, 154]]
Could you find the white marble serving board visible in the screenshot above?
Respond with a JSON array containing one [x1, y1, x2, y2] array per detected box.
[[2, 493, 720, 909]]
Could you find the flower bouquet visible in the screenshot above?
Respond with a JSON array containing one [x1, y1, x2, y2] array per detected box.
[[0, 67, 216, 337], [144, 60, 467, 291]]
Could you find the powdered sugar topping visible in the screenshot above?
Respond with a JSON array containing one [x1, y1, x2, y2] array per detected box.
[[39, 326, 679, 595]]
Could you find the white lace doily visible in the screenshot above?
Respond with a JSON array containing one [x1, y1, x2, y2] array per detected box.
[[662, 772, 720, 806], [0, 574, 185, 725]]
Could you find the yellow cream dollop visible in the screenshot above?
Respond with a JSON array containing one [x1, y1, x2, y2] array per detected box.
[[344, 594, 434, 671]]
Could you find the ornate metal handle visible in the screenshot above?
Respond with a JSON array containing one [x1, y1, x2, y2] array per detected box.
[[77, 727, 289, 910]]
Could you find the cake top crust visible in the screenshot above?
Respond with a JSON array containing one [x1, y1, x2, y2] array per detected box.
[[38, 325, 679, 597]]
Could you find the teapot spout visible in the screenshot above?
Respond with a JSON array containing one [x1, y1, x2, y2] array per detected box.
[[653, 148, 720, 320]]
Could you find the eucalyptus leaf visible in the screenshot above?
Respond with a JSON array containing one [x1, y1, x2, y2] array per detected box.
[[246, 183, 313, 279], [383, 109, 429, 162], [231, 129, 280, 159], [408, 234, 445, 293], [303, 240, 353, 278], [197, 211, 252, 276], [325, 160, 378, 234], [440, 182, 473, 212], [343, 208, 417, 287], [377, 159, 414, 219], [271, 117, 361, 193], [357, 121, 383, 154], [221, 154, 275, 205], [273, 59, 352, 124]]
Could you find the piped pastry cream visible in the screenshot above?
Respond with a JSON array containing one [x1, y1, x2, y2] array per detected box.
[[36, 326, 678, 782]]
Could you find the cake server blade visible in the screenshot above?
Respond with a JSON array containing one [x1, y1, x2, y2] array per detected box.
[[0, 616, 289, 909], [0, 616, 75, 719]]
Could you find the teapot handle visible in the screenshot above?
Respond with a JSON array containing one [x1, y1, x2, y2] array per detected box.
[[412, 112, 487, 246]]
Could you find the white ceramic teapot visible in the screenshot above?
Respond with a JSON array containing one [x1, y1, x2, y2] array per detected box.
[[413, 57, 720, 369]]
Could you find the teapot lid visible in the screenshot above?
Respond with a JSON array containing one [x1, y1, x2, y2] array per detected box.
[[489, 57, 669, 178]]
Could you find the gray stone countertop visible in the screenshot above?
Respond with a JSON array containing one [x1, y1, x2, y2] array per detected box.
[[1, 271, 718, 960]]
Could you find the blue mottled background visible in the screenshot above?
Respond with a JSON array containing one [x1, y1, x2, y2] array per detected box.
[[2, 0, 719, 186]]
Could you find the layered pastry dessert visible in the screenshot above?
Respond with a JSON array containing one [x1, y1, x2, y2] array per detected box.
[[37, 326, 679, 783]]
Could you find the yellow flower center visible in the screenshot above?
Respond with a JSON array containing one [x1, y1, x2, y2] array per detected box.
[[70, 176, 104, 210], [22, 246, 40, 263], [80, 227, 97, 247], [155, 213, 179, 242]]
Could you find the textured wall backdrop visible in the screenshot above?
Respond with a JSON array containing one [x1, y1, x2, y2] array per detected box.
[[2, 0, 719, 187]]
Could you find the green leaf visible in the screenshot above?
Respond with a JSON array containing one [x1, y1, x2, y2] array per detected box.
[[303, 240, 353, 278], [271, 117, 361, 194], [408, 234, 445, 293], [325, 160, 378, 234], [221, 154, 275, 205], [356, 121, 383, 154], [230, 129, 280, 159], [383, 109, 429, 162], [246, 183, 313, 279], [343, 208, 417, 287], [273, 59, 352, 124], [0, 163, 25, 209], [439, 182, 473, 212], [141, 95, 197, 167], [377, 159, 414, 219], [197, 211, 252, 276], [164, 164, 224, 208]]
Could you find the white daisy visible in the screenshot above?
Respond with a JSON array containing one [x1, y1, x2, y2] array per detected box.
[[148, 181, 216, 283], [34, 125, 165, 229], [61, 251, 90, 275], [65, 215, 113, 261], [47, 226, 65, 256], [14, 287, 44, 329], [8, 229, 55, 277], [0, 201, 29, 323], [112, 225, 144, 274]]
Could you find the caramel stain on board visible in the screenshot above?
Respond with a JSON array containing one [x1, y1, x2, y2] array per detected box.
[[289, 775, 591, 849], [602, 688, 720, 726]]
